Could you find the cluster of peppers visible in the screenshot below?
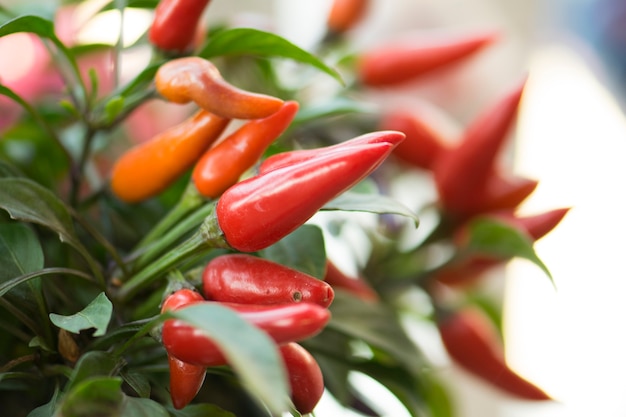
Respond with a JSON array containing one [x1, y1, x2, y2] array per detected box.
[[162, 254, 335, 412], [106, 0, 569, 413]]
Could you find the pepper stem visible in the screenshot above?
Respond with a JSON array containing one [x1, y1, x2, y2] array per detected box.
[[115, 205, 229, 303]]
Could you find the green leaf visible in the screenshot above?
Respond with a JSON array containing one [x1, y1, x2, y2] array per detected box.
[[324, 190, 420, 227], [121, 370, 151, 398], [328, 291, 425, 375], [64, 351, 118, 393], [0, 178, 101, 282], [27, 386, 60, 417], [0, 267, 93, 298], [57, 377, 123, 417], [171, 304, 290, 415], [171, 404, 236, 417], [120, 396, 169, 417], [104, 96, 125, 124], [293, 97, 377, 126], [199, 28, 343, 84], [49, 292, 113, 337], [260, 224, 327, 279], [0, 159, 23, 178], [465, 218, 553, 284], [0, 14, 57, 39], [0, 222, 44, 281]]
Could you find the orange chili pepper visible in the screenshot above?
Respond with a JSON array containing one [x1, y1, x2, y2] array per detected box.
[[327, 0, 370, 34], [110, 109, 229, 203], [192, 100, 299, 198], [155, 57, 284, 120]]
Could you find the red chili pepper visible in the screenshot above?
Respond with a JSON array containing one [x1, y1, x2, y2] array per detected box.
[[155, 57, 284, 120], [438, 308, 551, 400], [475, 174, 539, 213], [491, 207, 570, 241], [433, 79, 527, 218], [379, 109, 451, 170], [327, 0, 370, 34], [217, 135, 402, 252], [192, 101, 299, 198], [202, 254, 334, 307], [280, 343, 325, 415], [162, 301, 331, 367], [258, 130, 405, 174], [323, 260, 378, 302], [148, 0, 211, 53], [357, 30, 499, 87], [110, 110, 229, 203], [162, 289, 206, 409]]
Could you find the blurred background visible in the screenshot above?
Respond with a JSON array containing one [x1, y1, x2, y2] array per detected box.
[[2, 0, 625, 415]]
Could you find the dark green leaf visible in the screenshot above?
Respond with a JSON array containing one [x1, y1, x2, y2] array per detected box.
[[0, 267, 93, 298], [199, 28, 343, 84], [328, 291, 425, 375], [0, 178, 101, 281], [465, 218, 553, 284], [57, 377, 123, 417], [0, 159, 23, 178], [27, 386, 60, 417], [121, 370, 151, 398], [171, 403, 236, 417], [260, 224, 327, 279], [0, 222, 44, 281], [49, 292, 113, 337], [64, 351, 119, 393], [120, 396, 169, 417], [324, 190, 420, 227], [172, 304, 290, 414], [0, 14, 56, 39]]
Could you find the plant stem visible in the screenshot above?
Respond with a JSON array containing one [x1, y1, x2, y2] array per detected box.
[[132, 198, 217, 271], [116, 209, 230, 302]]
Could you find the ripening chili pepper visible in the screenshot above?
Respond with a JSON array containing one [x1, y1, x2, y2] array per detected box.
[[357, 30, 499, 87], [155, 57, 284, 120], [149, 0, 212, 53], [433, 79, 527, 218], [280, 343, 325, 415], [162, 289, 206, 409], [192, 101, 299, 198], [217, 135, 403, 252], [258, 130, 405, 174], [326, 0, 370, 34], [438, 308, 551, 400], [162, 301, 331, 367], [323, 260, 378, 302], [379, 108, 452, 170], [110, 110, 229, 203], [202, 254, 334, 307]]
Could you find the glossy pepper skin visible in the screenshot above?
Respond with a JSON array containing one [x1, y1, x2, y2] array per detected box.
[[149, 0, 211, 53], [323, 260, 378, 302], [202, 254, 334, 307], [110, 110, 229, 203], [433, 79, 526, 218], [258, 130, 405, 175], [357, 30, 498, 87], [326, 0, 370, 34], [192, 101, 299, 198], [438, 308, 551, 400], [162, 301, 331, 367], [280, 343, 325, 415], [162, 289, 206, 409], [216, 132, 404, 252], [155, 57, 284, 120]]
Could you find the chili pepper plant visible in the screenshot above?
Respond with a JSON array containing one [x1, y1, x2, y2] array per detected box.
[[0, 1, 567, 416]]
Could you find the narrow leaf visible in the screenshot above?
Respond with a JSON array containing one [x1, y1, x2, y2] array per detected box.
[[49, 292, 113, 337], [324, 191, 420, 227], [0, 267, 93, 298], [171, 404, 236, 417], [120, 396, 169, 417], [293, 97, 376, 126], [58, 377, 123, 417], [0, 222, 44, 281], [199, 28, 343, 84], [465, 218, 553, 284], [64, 351, 118, 393], [171, 304, 290, 414], [260, 224, 327, 279]]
